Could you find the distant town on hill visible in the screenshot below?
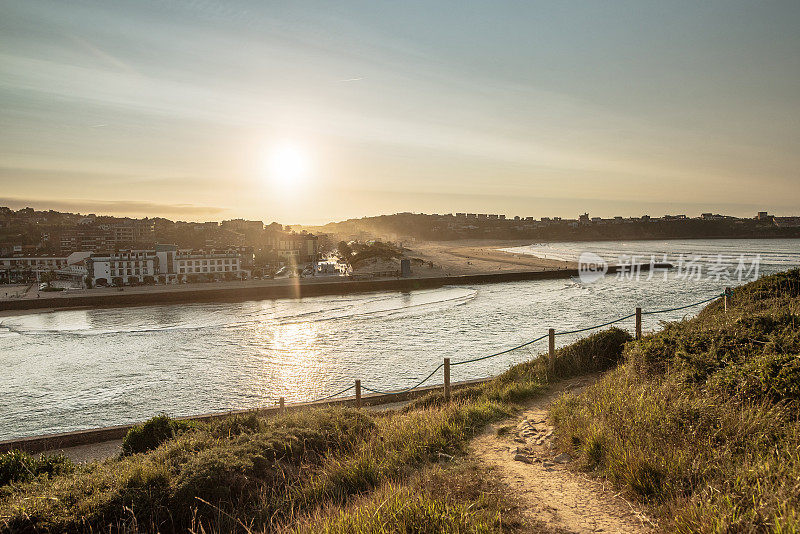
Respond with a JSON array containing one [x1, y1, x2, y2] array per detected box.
[[302, 210, 800, 243], [2, 206, 799, 260]]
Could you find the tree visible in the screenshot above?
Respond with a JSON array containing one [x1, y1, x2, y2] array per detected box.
[[337, 241, 352, 265], [40, 270, 56, 288]]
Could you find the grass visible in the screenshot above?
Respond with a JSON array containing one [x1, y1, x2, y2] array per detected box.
[[295, 461, 545, 534], [0, 451, 73, 487], [0, 302, 656, 532], [550, 268, 800, 532]]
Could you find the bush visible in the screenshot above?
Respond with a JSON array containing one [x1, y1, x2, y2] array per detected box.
[[407, 328, 631, 411], [0, 408, 378, 532], [550, 327, 633, 378], [0, 450, 74, 486], [122, 414, 182, 456], [740, 353, 800, 402]]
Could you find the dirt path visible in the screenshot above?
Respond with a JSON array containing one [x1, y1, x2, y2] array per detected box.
[[471, 376, 654, 533]]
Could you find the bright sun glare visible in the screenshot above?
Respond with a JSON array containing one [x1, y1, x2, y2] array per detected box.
[[267, 142, 311, 188]]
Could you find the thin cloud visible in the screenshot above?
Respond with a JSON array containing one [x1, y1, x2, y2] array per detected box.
[[0, 198, 227, 218]]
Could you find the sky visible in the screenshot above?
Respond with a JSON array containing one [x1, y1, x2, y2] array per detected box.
[[1, 0, 799, 224]]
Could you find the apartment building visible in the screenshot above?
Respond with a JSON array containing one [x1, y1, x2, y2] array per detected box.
[[172, 250, 242, 280], [88, 246, 247, 285], [89, 250, 159, 286], [263, 232, 319, 264]]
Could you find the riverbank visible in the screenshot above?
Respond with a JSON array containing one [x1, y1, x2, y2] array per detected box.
[[0, 377, 491, 456], [0, 322, 634, 533]]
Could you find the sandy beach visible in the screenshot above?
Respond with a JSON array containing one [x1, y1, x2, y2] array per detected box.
[[407, 239, 577, 275]]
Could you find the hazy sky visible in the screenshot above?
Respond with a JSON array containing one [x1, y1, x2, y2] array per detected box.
[[1, 1, 798, 224]]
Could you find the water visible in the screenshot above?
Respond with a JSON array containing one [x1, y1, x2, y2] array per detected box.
[[1, 238, 798, 441]]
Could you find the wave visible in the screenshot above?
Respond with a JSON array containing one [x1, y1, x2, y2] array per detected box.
[[0, 287, 479, 337], [273, 288, 478, 325]]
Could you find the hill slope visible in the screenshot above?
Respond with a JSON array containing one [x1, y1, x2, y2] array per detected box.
[[1, 270, 798, 532], [552, 269, 800, 532]]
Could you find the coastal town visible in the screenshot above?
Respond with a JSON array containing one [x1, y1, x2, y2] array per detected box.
[[0, 207, 321, 292], [0, 205, 795, 305], [2, 206, 800, 295]]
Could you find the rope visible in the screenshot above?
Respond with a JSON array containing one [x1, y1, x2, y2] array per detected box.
[[451, 334, 549, 366], [313, 291, 725, 399], [361, 363, 444, 395], [554, 313, 636, 336], [640, 293, 724, 315], [311, 384, 355, 402]]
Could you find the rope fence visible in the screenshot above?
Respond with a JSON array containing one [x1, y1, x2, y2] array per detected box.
[[279, 289, 730, 408]]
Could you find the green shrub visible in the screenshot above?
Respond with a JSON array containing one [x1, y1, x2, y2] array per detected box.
[[209, 412, 264, 437], [0, 450, 74, 486], [121, 414, 180, 455], [741, 268, 800, 301], [742, 353, 800, 402], [0, 408, 378, 532], [549, 327, 632, 378]]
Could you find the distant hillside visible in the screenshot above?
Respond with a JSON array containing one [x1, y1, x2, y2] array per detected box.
[[304, 212, 800, 242]]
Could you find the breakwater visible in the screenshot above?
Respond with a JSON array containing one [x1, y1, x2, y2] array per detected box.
[[0, 264, 669, 313]]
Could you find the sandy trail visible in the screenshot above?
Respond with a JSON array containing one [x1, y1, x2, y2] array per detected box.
[[470, 376, 654, 533]]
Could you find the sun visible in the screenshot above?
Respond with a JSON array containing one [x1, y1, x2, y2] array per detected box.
[[267, 142, 311, 188]]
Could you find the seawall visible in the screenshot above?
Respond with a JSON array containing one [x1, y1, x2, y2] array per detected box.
[[0, 264, 669, 313]]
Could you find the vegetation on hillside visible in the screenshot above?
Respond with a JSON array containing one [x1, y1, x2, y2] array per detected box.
[[318, 212, 799, 243], [2, 269, 798, 532], [336, 240, 403, 268], [551, 269, 800, 532], [0, 451, 73, 487], [0, 326, 628, 533]]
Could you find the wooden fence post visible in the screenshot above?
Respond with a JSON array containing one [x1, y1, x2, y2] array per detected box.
[[635, 307, 642, 340], [444, 358, 451, 402], [355, 380, 361, 409], [279, 397, 284, 412], [724, 287, 731, 312], [548, 328, 555, 372]]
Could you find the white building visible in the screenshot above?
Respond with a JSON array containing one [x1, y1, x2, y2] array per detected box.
[[0, 252, 91, 285], [0, 256, 67, 273], [172, 250, 242, 281], [0, 255, 69, 284], [89, 250, 159, 286], [88, 246, 246, 286]]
